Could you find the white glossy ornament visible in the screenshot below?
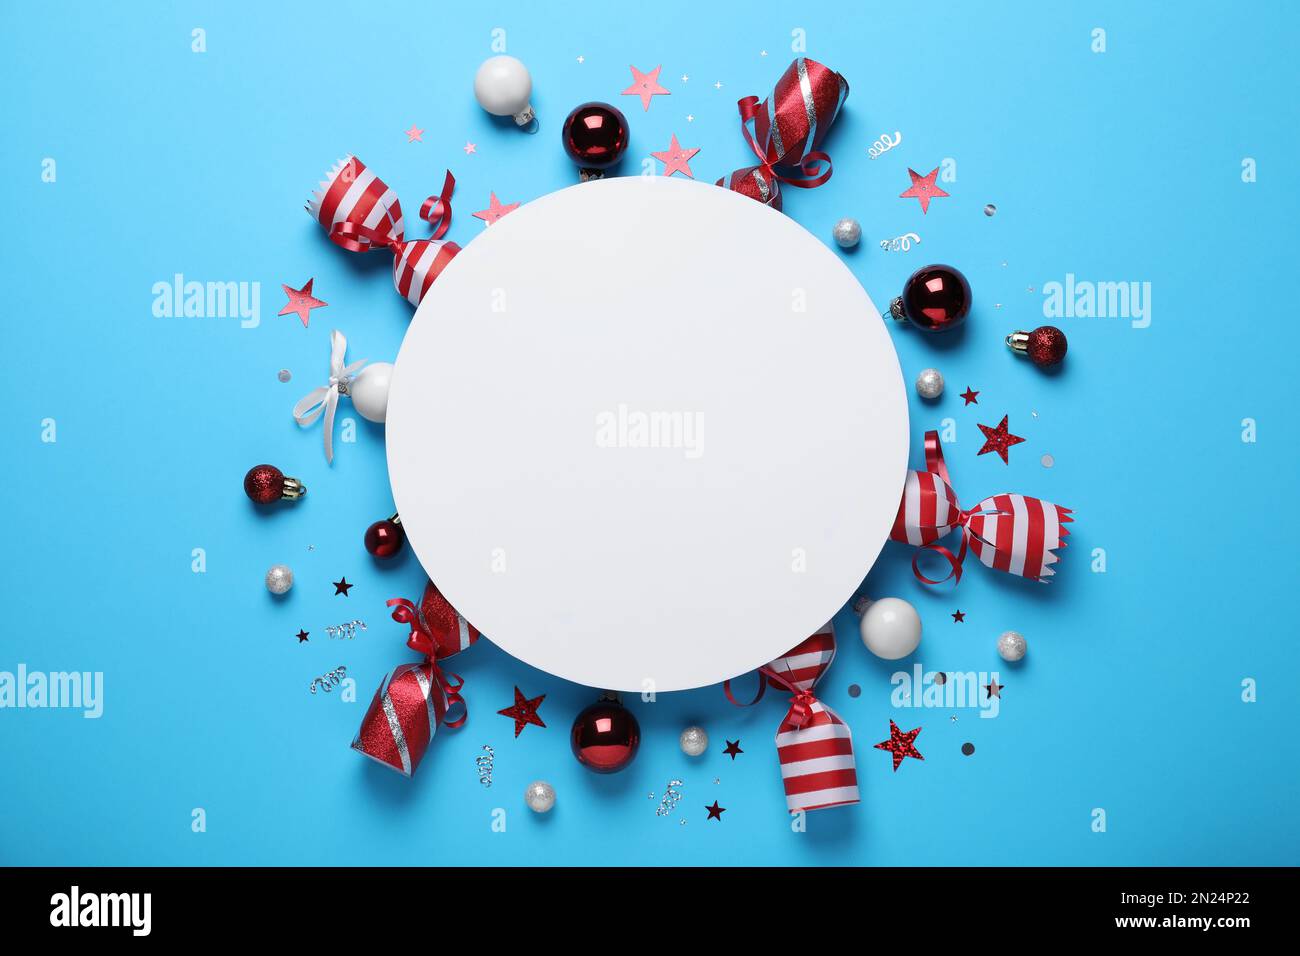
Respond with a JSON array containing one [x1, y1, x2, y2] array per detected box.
[[524, 780, 555, 813], [997, 630, 1027, 662], [679, 726, 709, 757], [349, 362, 392, 424], [859, 596, 922, 660], [474, 55, 535, 126]]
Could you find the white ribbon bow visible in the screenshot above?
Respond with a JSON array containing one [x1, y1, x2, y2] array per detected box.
[[293, 329, 368, 463]]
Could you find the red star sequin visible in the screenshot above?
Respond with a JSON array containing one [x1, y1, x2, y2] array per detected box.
[[497, 686, 546, 737], [705, 800, 726, 821], [899, 167, 950, 214], [984, 679, 1004, 699], [622, 64, 670, 111], [960, 387, 980, 405], [952, 610, 965, 623], [977, 415, 1026, 464], [723, 739, 743, 760], [874, 720, 924, 771], [278, 278, 327, 328], [651, 134, 699, 178], [473, 192, 520, 226]]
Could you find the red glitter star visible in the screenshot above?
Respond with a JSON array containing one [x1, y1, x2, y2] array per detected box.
[[977, 415, 1026, 464], [899, 166, 950, 214], [705, 800, 726, 821], [651, 134, 699, 178], [874, 720, 924, 771], [278, 278, 327, 328], [960, 387, 980, 405], [472, 191, 520, 226], [622, 64, 670, 111], [497, 686, 546, 737], [952, 610, 965, 623]]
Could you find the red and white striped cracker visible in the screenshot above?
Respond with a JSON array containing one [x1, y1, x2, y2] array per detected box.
[[419, 580, 481, 660], [351, 661, 449, 777], [750, 57, 849, 168], [306, 155, 460, 307], [766, 625, 860, 813]]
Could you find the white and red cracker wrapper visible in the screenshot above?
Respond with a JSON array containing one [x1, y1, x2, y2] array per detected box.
[[716, 56, 849, 211], [352, 581, 481, 777], [892, 430, 1074, 585], [726, 624, 859, 813], [307, 156, 459, 307]]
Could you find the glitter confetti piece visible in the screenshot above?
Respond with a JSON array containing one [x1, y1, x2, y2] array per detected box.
[[867, 131, 902, 159], [880, 232, 921, 252]]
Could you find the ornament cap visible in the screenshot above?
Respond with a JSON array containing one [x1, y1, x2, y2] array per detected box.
[[1006, 330, 1031, 352], [888, 295, 906, 321], [513, 104, 537, 128], [280, 476, 307, 500], [578, 168, 606, 182]]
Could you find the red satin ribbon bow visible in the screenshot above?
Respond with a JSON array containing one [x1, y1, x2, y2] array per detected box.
[[386, 597, 466, 728], [891, 430, 1074, 586]]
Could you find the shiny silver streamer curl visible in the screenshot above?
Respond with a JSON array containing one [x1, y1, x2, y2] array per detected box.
[[867, 131, 902, 159], [880, 232, 921, 252], [309, 665, 347, 694]]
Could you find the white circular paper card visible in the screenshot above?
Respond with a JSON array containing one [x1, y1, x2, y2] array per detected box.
[[388, 176, 908, 692]]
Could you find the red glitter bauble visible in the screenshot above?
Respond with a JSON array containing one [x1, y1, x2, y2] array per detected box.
[[364, 518, 405, 559], [899, 264, 971, 332], [561, 102, 629, 172], [244, 464, 285, 504], [1026, 326, 1068, 367], [570, 699, 640, 773]]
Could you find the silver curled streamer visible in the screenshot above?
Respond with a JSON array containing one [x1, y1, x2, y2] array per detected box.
[[867, 131, 902, 159], [475, 745, 495, 787], [309, 665, 348, 695], [880, 232, 922, 252], [325, 619, 367, 640], [655, 779, 684, 817]]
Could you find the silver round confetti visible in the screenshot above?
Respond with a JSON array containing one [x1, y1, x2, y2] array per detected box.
[[832, 217, 861, 249], [277, 369, 292, 383], [984, 204, 997, 217], [915, 367, 944, 400], [264, 564, 294, 595], [524, 780, 556, 813], [679, 725, 709, 757], [997, 630, 1027, 662]]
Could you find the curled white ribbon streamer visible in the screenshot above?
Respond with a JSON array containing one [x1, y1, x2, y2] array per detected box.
[[293, 329, 367, 463]]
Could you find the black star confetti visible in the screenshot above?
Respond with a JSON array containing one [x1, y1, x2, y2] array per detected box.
[[705, 801, 726, 821], [333, 577, 353, 596], [723, 739, 743, 760], [952, 610, 965, 623], [984, 679, 1004, 699], [296, 629, 310, 643]]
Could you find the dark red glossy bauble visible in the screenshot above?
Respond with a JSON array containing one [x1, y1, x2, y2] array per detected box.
[[1026, 325, 1068, 367], [570, 699, 640, 773], [561, 102, 629, 173], [244, 464, 306, 503], [897, 264, 972, 332], [364, 516, 405, 559]]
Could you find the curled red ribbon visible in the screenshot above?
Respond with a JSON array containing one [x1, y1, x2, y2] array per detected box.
[[386, 597, 467, 728], [724, 665, 818, 730]]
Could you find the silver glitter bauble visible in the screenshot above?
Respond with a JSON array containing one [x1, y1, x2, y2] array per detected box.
[[915, 368, 944, 400], [832, 217, 861, 248], [679, 726, 709, 757], [524, 780, 556, 813], [265, 564, 294, 595], [997, 630, 1027, 662]]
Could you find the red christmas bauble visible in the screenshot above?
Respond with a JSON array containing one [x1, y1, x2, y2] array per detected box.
[[899, 264, 972, 332], [561, 102, 629, 173], [1026, 325, 1068, 367], [364, 517, 405, 558], [244, 464, 305, 504], [570, 699, 640, 773]]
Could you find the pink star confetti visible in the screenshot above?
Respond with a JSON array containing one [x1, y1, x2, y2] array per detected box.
[[651, 134, 700, 178], [472, 192, 520, 226], [622, 64, 670, 111], [404, 124, 424, 143], [278, 279, 327, 328], [899, 166, 949, 214], [463, 141, 477, 155]]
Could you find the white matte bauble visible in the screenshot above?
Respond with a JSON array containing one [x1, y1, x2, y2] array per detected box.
[[349, 362, 392, 424], [474, 55, 535, 126], [859, 596, 922, 660]]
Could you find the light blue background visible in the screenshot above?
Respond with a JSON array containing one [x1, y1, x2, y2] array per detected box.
[[3, 0, 1297, 866]]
